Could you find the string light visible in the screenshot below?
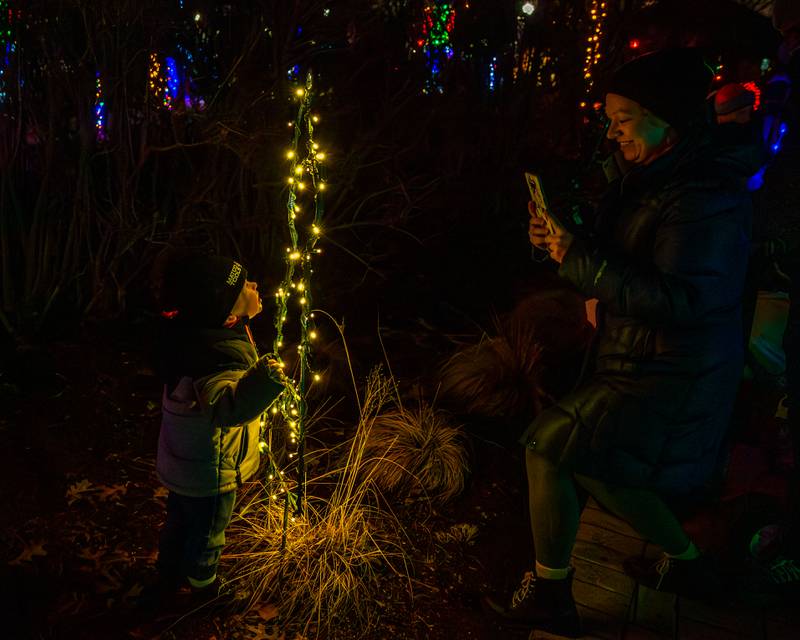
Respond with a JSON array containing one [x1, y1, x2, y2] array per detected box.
[[582, 1, 607, 94], [742, 81, 761, 111], [418, 1, 457, 94], [0, 1, 18, 106], [265, 71, 327, 516], [94, 72, 108, 142], [148, 53, 168, 107], [164, 56, 179, 109]]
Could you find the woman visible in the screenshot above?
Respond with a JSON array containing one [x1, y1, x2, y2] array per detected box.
[[484, 49, 758, 637]]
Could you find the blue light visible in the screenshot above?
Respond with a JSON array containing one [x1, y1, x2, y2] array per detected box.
[[772, 123, 789, 155], [748, 166, 766, 192], [165, 56, 179, 109]]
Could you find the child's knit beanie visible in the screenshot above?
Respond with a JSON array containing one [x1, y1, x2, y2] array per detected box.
[[161, 252, 248, 327]]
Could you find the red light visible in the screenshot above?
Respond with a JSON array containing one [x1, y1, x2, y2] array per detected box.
[[742, 81, 762, 111], [714, 75, 723, 82], [629, 39, 640, 49]]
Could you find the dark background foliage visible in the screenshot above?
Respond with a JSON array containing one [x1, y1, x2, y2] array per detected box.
[[0, 0, 777, 356]]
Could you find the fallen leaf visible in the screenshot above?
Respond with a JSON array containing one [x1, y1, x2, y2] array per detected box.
[[77, 547, 107, 571], [9, 540, 47, 565], [122, 583, 143, 601], [53, 591, 87, 616], [153, 486, 169, 499], [66, 479, 94, 505], [96, 483, 127, 501], [244, 625, 268, 640], [96, 567, 122, 593], [255, 602, 279, 622]]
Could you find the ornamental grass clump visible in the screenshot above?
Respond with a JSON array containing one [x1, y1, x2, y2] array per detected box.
[[438, 288, 593, 419], [438, 329, 544, 420], [356, 402, 469, 503], [227, 370, 410, 635]]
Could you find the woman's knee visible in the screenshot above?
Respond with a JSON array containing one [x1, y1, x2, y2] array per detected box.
[[525, 446, 558, 476]]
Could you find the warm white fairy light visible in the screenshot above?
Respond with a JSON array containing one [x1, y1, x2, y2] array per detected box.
[[583, 1, 607, 94], [263, 71, 327, 516]]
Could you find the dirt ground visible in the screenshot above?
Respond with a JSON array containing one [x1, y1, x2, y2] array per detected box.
[[0, 318, 546, 640], [0, 313, 791, 640]]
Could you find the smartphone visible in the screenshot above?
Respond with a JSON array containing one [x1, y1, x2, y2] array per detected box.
[[525, 171, 555, 234]]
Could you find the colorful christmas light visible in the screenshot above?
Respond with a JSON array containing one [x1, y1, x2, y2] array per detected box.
[[94, 71, 108, 142], [0, 0, 17, 106], [172, 0, 214, 111], [164, 56, 179, 109], [582, 1, 607, 94], [418, 1, 456, 94], [742, 81, 761, 111]]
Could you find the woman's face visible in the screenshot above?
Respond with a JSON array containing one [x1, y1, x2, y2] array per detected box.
[[605, 93, 674, 165]]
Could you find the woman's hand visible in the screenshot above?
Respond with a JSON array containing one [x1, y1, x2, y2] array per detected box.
[[528, 201, 550, 251], [528, 202, 574, 264]]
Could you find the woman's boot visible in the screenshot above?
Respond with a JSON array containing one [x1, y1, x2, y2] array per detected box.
[[482, 568, 582, 637]]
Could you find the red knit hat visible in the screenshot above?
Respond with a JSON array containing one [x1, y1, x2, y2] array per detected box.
[[714, 83, 756, 116]]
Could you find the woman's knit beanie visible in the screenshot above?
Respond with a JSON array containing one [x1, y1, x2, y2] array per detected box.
[[605, 48, 713, 131]]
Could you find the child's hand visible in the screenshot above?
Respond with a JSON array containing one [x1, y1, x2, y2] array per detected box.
[[264, 357, 291, 385]]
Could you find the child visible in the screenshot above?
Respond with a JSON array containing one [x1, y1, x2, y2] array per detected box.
[[144, 251, 285, 606]]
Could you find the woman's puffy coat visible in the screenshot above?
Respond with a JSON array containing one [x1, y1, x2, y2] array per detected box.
[[523, 134, 757, 495]]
